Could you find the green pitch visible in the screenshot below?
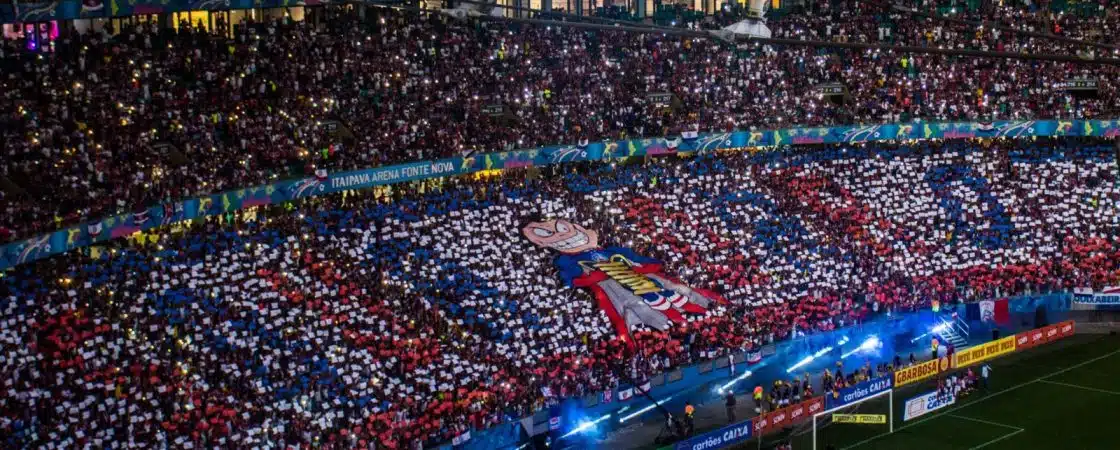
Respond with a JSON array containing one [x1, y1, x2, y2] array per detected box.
[[790, 333, 1120, 450]]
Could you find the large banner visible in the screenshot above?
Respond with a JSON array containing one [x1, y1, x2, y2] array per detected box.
[[521, 219, 724, 345], [3, 119, 1120, 270], [673, 418, 753, 450], [827, 376, 893, 409], [324, 159, 461, 191], [893, 356, 951, 387], [952, 336, 1017, 369], [1072, 287, 1120, 306], [903, 391, 955, 421]]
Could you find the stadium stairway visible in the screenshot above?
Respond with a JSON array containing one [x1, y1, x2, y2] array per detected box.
[[935, 316, 969, 348]]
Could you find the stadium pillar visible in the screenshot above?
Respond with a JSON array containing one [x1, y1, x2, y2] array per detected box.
[[635, 0, 646, 18], [542, 0, 551, 11]]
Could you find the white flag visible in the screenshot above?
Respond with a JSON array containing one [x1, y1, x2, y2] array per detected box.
[[979, 300, 995, 322]]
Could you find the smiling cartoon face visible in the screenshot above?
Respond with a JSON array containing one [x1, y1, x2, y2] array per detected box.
[[522, 219, 599, 254]]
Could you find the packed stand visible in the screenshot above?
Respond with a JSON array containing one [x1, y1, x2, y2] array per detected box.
[[3, 5, 1120, 241], [653, 0, 1117, 53], [1, 138, 1118, 448], [766, 0, 1118, 55]]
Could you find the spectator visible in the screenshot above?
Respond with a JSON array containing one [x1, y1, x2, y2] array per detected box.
[[725, 391, 738, 423], [683, 401, 695, 435]]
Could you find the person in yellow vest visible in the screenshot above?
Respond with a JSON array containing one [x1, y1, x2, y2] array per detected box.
[[753, 385, 763, 413], [683, 402, 695, 435]]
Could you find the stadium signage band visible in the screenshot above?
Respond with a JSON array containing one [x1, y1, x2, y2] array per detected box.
[[4, 119, 1120, 270], [327, 159, 462, 190], [1072, 293, 1120, 305], [903, 391, 955, 421], [1058, 79, 1099, 91], [893, 356, 951, 387], [828, 376, 892, 409], [674, 419, 752, 450], [754, 397, 824, 437], [1072, 287, 1120, 305], [832, 414, 887, 424], [1016, 328, 1044, 349], [952, 336, 1016, 369], [1016, 320, 1075, 350]]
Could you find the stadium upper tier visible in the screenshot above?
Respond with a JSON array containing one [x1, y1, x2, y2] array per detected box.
[[1, 138, 1118, 449], [667, 0, 1115, 53], [2, 6, 1118, 243]]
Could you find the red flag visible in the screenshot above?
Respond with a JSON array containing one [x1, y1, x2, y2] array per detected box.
[[993, 298, 1009, 324]]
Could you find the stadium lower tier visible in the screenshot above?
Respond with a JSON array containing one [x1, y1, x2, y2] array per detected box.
[[1, 138, 1118, 449]]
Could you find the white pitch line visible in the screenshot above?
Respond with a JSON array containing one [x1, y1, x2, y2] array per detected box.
[[969, 428, 1025, 449], [842, 346, 1120, 450], [1038, 379, 1120, 396], [947, 414, 1023, 431]]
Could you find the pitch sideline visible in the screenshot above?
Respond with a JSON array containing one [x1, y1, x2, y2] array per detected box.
[[840, 345, 1120, 449]]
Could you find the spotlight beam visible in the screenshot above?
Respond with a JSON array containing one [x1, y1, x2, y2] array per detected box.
[[787, 346, 833, 373], [560, 414, 612, 439]]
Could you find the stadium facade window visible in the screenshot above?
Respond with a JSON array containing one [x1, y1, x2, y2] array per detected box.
[[6, 22, 60, 52], [2, 23, 23, 40], [171, 11, 215, 32]]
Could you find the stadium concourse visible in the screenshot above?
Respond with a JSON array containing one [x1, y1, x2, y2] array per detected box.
[[1, 4, 1118, 242], [1, 136, 1119, 449]]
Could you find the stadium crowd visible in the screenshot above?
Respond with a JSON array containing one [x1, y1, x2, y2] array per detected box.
[[2, 4, 1119, 241], [1, 136, 1118, 448], [670, 0, 1116, 56]]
